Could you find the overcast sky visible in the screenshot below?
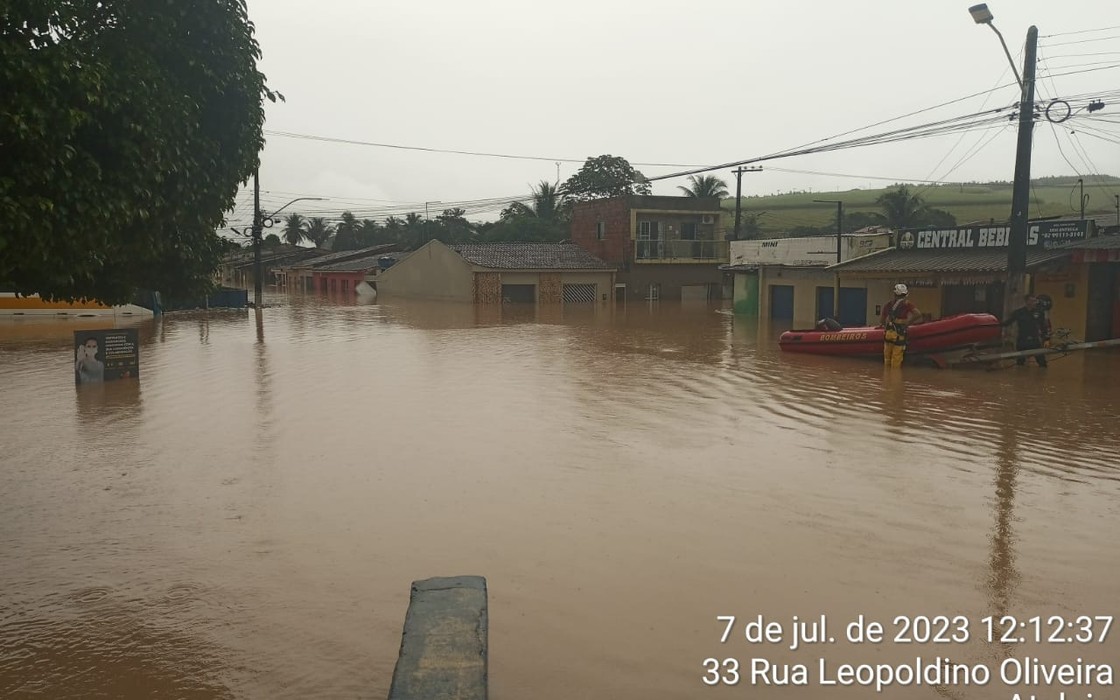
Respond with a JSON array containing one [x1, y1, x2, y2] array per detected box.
[[231, 0, 1120, 225]]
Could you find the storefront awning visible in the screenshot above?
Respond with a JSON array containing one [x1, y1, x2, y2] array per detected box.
[[828, 248, 1070, 274]]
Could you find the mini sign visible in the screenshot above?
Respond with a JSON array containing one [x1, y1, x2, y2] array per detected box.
[[897, 221, 1090, 251], [73, 329, 140, 384]]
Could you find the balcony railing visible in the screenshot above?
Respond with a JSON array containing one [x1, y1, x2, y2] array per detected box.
[[635, 239, 729, 262]]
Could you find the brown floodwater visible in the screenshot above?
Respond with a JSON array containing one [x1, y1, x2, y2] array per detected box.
[[1, 294, 1117, 699]]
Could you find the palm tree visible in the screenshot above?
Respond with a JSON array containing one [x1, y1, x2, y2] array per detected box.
[[304, 217, 335, 248], [678, 175, 730, 198], [333, 211, 361, 251], [876, 185, 927, 229], [530, 181, 565, 221], [501, 181, 567, 222], [282, 213, 306, 246]]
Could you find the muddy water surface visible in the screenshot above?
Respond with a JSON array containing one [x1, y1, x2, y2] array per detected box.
[[1, 295, 1117, 699]]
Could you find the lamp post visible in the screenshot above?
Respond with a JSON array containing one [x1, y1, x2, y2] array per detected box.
[[813, 199, 844, 320], [250, 167, 324, 308], [969, 3, 1037, 324]]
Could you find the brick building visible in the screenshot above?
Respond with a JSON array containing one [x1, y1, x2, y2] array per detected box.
[[570, 195, 728, 302]]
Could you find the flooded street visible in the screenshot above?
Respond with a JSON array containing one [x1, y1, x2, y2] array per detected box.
[[1, 294, 1118, 699]]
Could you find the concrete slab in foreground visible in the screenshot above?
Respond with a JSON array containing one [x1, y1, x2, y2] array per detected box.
[[388, 575, 488, 700]]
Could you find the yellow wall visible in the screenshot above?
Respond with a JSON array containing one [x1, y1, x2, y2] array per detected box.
[[485, 271, 614, 303], [1033, 263, 1090, 341], [377, 240, 474, 301], [758, 266, 878, 327]]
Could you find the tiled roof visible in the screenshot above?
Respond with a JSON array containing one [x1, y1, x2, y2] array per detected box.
[[1057, 234, 1120, 250], [448, 243, 612, 270], [314, 255, 392, 272], [288, 244, 398, 269], [227, 246, 326, 269], [830, 248, 1071, 273]]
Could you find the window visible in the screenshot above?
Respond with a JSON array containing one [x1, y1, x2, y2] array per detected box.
[[680, 222, 698, 240], [563, 283, 597, 303], [638, 221, 659, 239], [596, 221, 606, 240]]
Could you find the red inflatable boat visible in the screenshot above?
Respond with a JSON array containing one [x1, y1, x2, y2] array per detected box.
[[779, 313, 1002, 357]]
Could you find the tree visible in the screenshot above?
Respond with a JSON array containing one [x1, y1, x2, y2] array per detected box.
[[876, 185, 958, 230], [282, 213, 307, 246], [333, 211, 361, 251], [876, 185, 928, 229], [263, 233, 282, 248], [561, 155, 651, 201], [502, 181, 568, 221], [0, 2, 277, 303], [436, 208, 473, 242], [304, 217, 334, 248], [529, 181, 566, 221], [678, 175, 729, 199]]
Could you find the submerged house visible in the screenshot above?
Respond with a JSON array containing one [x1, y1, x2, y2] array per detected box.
[[375, 240, 615, 304], [570, 195, 728, 302]]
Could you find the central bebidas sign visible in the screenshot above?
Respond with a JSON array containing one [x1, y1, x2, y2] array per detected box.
[[897, 221, 1090, 251]]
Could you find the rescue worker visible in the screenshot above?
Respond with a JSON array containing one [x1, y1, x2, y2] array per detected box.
[[1002, 294, 1052, 367], [880, 283, 922, 368]]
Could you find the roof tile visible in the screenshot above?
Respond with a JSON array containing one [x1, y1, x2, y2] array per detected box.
[[448, 243, 612, 270]]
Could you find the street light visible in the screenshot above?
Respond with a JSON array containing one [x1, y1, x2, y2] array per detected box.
[[969, 3, 1037, 326], [813, 199, 843, 320], [968, 4, 1023, 89], [250, 169, 326, 307]]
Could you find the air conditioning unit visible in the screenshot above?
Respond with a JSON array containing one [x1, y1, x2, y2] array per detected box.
[[701, 215, 716, 225]]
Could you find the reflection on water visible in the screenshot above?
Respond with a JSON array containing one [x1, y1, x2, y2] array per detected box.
[[1, 294, 1117, 699]]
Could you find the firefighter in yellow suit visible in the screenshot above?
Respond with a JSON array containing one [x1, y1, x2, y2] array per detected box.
[[880, 284, 922, 368]]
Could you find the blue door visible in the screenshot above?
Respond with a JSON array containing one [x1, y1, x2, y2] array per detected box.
[[839, 288, 867, 326], [770, 285, 794, 320], [816, 287, 835, 321]]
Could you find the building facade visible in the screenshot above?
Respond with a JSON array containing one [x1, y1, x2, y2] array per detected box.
[[376, 241, 615, 305], [831, 220, 1118, 340], [723, 232, 893, 326], [276, 244, 399, 292], [570, 195, 727, 302]]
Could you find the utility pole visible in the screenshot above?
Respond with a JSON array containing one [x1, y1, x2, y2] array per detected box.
[[1115, 194, 1119, 228], [732, 166, 763, 240], [1078, 178, 1087, 221], [252, 166, 262, 309], [1005, 25, 1038, 324], [814, 199, 844, 320]]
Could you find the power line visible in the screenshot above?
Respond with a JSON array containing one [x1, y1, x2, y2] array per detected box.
[[264, 130, 709, 169], [1040, 34, 1120, 48], [645, 110, 1012, 182], [1042, 25, 1120, 38]]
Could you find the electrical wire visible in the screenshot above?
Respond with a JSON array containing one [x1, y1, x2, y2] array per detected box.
[[264, 130, 709, 169], [1040, 34, 1120, 48], [1042, 25, 1120, 39]]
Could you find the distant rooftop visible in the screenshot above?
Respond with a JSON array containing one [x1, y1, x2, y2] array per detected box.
[[448, 242, 612, 270]]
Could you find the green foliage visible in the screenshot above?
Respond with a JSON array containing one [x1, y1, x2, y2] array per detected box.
[[304, 217, 334, 248], [876, 185, 958, 229], [282, 213, 306, 246], [561, 155, 651, 201], [0, 1, 276, 303], [501, 181, 569, 223], [482, 217, 569, 243], [332, 211, 361, 250], [263, 233, 281, 248], [679, 175, 729, 198], [875, 185, 926, 229]]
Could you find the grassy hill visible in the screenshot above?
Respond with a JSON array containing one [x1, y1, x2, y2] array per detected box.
[[727, 175, 1120, 235]]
